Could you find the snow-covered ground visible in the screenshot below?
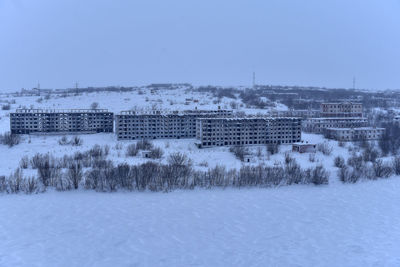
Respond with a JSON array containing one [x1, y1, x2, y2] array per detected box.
[[1, 89, 400, 266], [1, 180, 400, 267]]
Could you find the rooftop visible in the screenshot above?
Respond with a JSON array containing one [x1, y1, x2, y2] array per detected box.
[[14, 109, 111, 114], [326, 127, 385, 131]]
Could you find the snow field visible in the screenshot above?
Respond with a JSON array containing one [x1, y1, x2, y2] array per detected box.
[[1, 179, 400, 266]]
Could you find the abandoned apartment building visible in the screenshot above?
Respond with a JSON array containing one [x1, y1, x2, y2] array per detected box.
[[323, 127, 385, 141], [195, 117, 302, 148], [10, 109, 114, 134], [320, 102, 363, 117], [303, 117, 368, 133], [115, 109, 233, 140]]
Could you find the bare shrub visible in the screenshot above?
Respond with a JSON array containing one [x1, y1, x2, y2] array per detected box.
[[308, 153, 316, 162], [373, 159, 392, 178], [55, 171, 72, 191], [7, 168, 24, 193], [67, 162, 83, 189], [126, 144, 138, 157], [58, 136, 69, 145], [199, 161, 208, 167], [19, 156, 29, 169], [267, 143, 279, 155], [70, 136, 83, 146], [136, 139, 153, 150], [310, 165, 329, 185], [347, 154, 364, 172], [90, 102, 99, 109], [0, 132, 21, 147], [334, 156, 345, 168], [362, 143, 379, 162], [284, 152, 295, 165], [392, 156, 400, 175], [0, 176, 6, 192], [149, 147, 164, 159], [103, 145, 110, 156], [285, 160, 304, 185], [23, 177, 40, 194], [338, 166, 360, 183], [229, 146, 248, 161], [114, 143, 123, 150], [1, 104, 11, 110], [317, 142, 332, 156], [89, 144, 104, 158]]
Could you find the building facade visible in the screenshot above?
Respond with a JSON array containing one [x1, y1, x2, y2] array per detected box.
[[324, 127, 385, 141], [302, 117, 368, 133], [196, 117, 301, 148], [10, 109, 114, 134], [270, 109, 320, 118], [115, 109, 233, 140], [320, 102, 363, 117]]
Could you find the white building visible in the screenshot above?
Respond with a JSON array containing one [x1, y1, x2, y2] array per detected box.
[[324, 127, 385, 141], [115, 109, 233, 140], [303, 117, 368, 133], [196, 117, 301, 148]]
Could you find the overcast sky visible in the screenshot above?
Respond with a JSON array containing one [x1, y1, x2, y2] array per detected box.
[[0, 0, 399, 91]]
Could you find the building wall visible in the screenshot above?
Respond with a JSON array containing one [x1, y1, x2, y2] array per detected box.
[[303, 118, 368, 133], [196, 117, 301, 148], [324, 128, 385, 141], [116, 110, 233, 140], [10, 109, 113, 134], [320, 102, 362, 117]]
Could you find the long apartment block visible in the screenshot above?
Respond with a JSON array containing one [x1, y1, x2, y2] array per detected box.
[[196, 117, 301, 148], [320, 102, 362, 117], [115, 109, 233, 140], [303, 117, 368, 133], [324, 127, 385, 141], [10, 109, 114, 134]]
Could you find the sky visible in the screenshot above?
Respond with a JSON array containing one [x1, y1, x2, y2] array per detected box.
[[0, 0, 399, 91]]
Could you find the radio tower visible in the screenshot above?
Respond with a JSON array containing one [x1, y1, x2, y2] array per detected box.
[[75, 82, 79, 95], [37, 82, 41, 96], [252, 72, 256, 89], [353, 76, 356, 90]]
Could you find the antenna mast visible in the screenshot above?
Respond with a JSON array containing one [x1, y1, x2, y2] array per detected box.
[[75, 82, 79, 95]]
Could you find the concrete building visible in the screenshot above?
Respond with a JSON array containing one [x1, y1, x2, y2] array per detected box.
[[10, 109, 114, 134], [303, 117, 368, 133], [320, 102, 362, 117], [195, 117, 301, 148], [292, 142, 316, 153], [324, 127, 385, 141], [270, 109, 320, 118], [116, 109, 233, 140]]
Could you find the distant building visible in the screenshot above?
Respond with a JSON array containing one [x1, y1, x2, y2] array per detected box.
[[292, 142, 316, 153], [10, 109, 114, 134], [195, 117, 301, 148], [324, 127, 385, 141], [270, 109, 320, 118], [116, 109, 233, 140], [303, 117, 368, 133], [320, 102, 362, 117]]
